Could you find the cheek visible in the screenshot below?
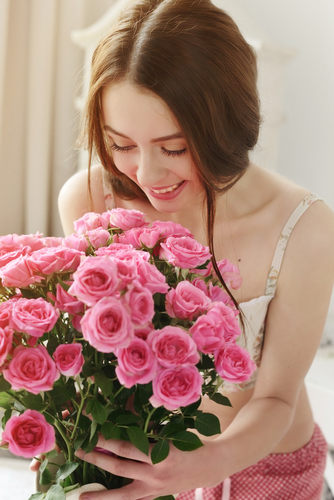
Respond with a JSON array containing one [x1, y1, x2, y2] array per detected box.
[[113, 154, 136, 176]]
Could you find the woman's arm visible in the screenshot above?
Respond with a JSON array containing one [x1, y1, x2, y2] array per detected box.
[[73, 201, 334, 500], [58, 165, 105, 236]]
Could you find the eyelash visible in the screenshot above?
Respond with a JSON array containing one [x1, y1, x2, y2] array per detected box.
[[110, 142, 187, 157]]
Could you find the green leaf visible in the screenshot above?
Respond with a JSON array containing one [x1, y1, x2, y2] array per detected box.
[[158, 422, 187, 437], [154, 496, 175, 500], [183, 398, 202, 415], [114, 413, 141, 425], [45, 449, 59, 460], [46, 336, 59, 356], [86, 398, 108, 425], [194, 412, 221, 436], [0, 376, 11, 392], [74, 432, 89, 452], [21, 393, 48, 412], [0, 391, 14, 410], [39, 458, 49, 474], [39, 466, 53, 486], [101, 421, 121, 441], [93, 371, 114, 397], [1, 408, 12, 427], [49, 385, 71, 406], [126, 426, 150, 456], [210, 393, 232, 407], [55, 462, 79, 482], [90, 418, 98, 441], [171, 431, 203, 452], [151, 439, 169, 464], [82, 429, 99, 454], [45, 484, 66, 500], [28, 494, 46, 500], [14, 400, 26, 412]]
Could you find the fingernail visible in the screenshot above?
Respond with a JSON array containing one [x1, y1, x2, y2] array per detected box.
[[79, 496, 91, 500]]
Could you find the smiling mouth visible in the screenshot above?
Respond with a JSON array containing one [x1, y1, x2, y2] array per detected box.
[[150, 181, 184, 194]]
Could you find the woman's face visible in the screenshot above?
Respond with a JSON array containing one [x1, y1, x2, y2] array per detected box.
[[102, 81, 204, 214]]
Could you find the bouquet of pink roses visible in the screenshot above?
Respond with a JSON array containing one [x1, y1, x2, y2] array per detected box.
[[0, 208, 255, 500]]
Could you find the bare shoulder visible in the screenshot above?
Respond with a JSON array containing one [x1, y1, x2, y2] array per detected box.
[[58, 164, 106, 236]]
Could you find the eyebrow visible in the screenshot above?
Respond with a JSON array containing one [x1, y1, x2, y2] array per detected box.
[[104, 125, 184, 143]]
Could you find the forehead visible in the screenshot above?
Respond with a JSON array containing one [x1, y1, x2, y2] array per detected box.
[[102, 81, 180, 136]]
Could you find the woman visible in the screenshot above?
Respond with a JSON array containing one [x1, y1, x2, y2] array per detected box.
[[58, 0, 334, 498]]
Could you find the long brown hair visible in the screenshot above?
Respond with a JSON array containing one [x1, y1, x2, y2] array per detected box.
[[80, 0, 261, 306]]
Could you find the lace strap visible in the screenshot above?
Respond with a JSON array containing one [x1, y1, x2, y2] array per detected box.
[[265, 193, 322, 296], [102, 168, 115, 211]]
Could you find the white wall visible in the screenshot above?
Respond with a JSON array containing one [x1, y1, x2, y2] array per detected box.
[[237, 0, 334, 211]]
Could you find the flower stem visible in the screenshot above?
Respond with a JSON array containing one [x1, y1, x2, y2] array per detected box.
[[144, 407, 157, 434], [70, 376, 86, 441], [53, 418, 73, 462]]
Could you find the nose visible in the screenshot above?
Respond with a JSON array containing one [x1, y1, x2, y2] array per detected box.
[[135, 150, 167, 188]]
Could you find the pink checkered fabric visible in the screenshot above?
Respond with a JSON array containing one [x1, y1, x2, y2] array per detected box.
[[175, 424, 327, 500]]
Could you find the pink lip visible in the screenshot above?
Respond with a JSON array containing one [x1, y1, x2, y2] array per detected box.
[[147, 181, 187, 200], [150, 182, 182, 190]]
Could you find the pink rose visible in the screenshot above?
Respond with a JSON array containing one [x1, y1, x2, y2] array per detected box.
[[150, 365, 203, 411], [121, 281, 155, 327], [16, 233, 45, 252], [190, 302, 241, 353], [68, 256, 119, 306], [0, 326, 14, 366], [165, 281, 211, 320], [81, 297, 134, 353], [151, 220, 193, 239], [0, 298, 19, 328], [191, 277, 209, 296], [95, 243, 134, 256], [0, 245, 31, 269], [10, 298, 59, 338], [40, 237, 63, 247], [3, 345, 60, 394], [106, 208, 148, 231], [55, 284, 85, 316], [0, 255, 43, 288], [63, 233, 90, 252], [134, 324, 154, 340], [27, 247, 84, 275], [72, 314, 83, 333], [214, 343, 256, 383], [0, 233, 44, 253], [73, 212, 109, 235], [115, 338, 157, 388], [159, 236, 211, 269], [208, 283, 237, 313], [135, 259, 169, 294], [113, 257, 139, 289], [208, 258, 242, 290], [1, 410, 55, 458], [86, 229, 111, 249], [53, 343, 84, 376], [148, 326, 199, 367], [115, 227, 161, 249]]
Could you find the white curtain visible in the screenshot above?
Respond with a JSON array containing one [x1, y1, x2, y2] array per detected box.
[[0, 0, 115, 238]]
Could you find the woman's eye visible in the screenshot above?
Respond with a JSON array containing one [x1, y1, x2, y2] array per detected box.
[[110, 142, 134, 153], [161, 147, 187, 157]]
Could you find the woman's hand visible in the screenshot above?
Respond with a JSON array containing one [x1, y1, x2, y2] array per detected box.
[[75, 434, 225, 500]]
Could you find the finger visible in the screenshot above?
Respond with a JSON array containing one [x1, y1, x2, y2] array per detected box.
[[75, 448, 151, 481], [78, 481, 153, 500], [29, 444, 61, 472], [30, 456, 43, 472], [96, 434, 152, 464]]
